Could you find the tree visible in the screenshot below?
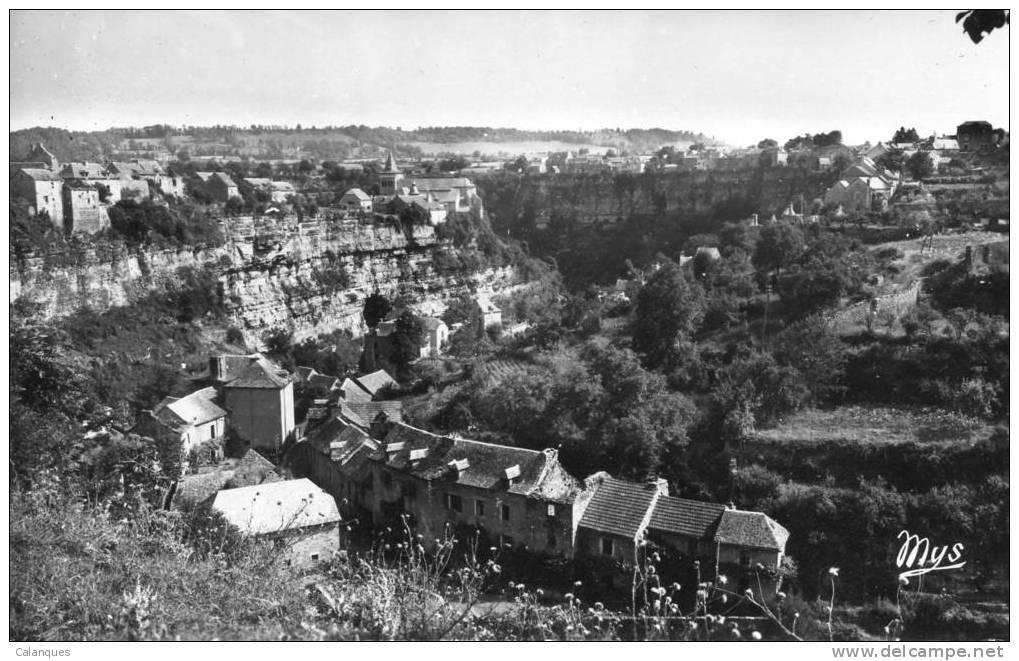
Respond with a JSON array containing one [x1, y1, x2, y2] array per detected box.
[[875, 148, 906, 174], [632, 260, 705, 368], [906, 151, 935, 180], [362, 292, 391, 330], [389, 310, 424, 377], [752, 222, 805, 274], [891, 127, 920, 144], [757, 138, 778, 149]]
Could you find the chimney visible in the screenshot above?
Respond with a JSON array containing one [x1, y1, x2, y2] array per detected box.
[[369, 412, 392, 440], [648, 477, 669, 496], [410, 182, 419, 195]]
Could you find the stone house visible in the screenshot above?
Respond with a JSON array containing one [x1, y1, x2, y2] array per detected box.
[[213, 354, 296, 455], [60, 162, 122, 201], [212, 478, 342, 569], [370, 423, 582, 554], [420, 317, 449, 357], [132, 386, 227, 476], [339, 187, 373, 213], [574, 471, 789, 584], [192, 172, 240, 202], [474, 295, 502, 333], [62, 179, 110, 234], [396, 177, 481, 215], [388, 189, 449, 225], [346, 369, 398, 401], [956, 121, 997, 151], [243, 177, 295, 203], [167, 448, 281, 510], [10, 168, 64, 224]]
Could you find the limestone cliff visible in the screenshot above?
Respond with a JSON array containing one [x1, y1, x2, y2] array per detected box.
[[10, 214, 521, 343]]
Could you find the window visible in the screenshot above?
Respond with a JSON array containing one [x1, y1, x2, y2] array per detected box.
[[601, 537, 614, 556], [501, 535, 515, 548], [475, 500, 485, 517], [501, 503, 511, 522], [211, 425, 217, 439], [547, 504, 556, 517], [311, 554, 319, 561], [444, 493, 462, 513]]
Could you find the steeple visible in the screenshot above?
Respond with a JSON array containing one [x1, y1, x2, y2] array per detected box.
[[384, 150, 398, 173]]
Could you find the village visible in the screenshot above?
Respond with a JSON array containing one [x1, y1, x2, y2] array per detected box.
[[10, 118, 1007, 592]]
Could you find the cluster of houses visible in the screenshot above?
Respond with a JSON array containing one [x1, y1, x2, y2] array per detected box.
[[142, 341, 788, 583], [10, 143, 188, 233]]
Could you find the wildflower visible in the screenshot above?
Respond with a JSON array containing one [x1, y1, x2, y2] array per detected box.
[[717, 574, 728, 586], [508, 581, 515, 589], [731, 628, 741, 639], [829, 567, 840, 577], [647, 565, 656, 575], [383, 544, 391, 550], [594, 601, 604, 611], [574, 580, 583, 587], [744, 588, 754, 599], [720, 594, 728, 604], [751, 631, 762, 641], [489, 546, 497, 552], [565, 592, 574, 600], [689, 622, 698, 630], [884, 626, 890, 635], [516, 583, 525, 591], [776, 591, 787, 601], [696, 589, 707, 601], [717, 616, 726, 625], [565, 625, 574, 632], [491, 564, 501, 574], [653, 599, 661, 611], [536, 589, 544, 596], [669, 604, 678, 614], [794, 612, 801, 619], [652, 552, 661, 562], [898, 576, 909, 587]]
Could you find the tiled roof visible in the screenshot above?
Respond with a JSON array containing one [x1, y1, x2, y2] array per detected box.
[[228, 449, 280, 487], [475, 296, 500, 314], [225, 357, 291, 389], [343, 187, 371, 201], [294, 366, 318, 382], [402, 177, 473, 191], [421, 317, 446, 332], [132, 160, 165, 176], [307, 373, 340, 392], [172, 450, 278, 508], [648, 496, 726, 539], [354, 370, 398, 397], [714, 510, 790, 551], [336, 403, 368, 429], [380, 423, 580, 502], [578, 476, 659, 539], [155, 386, 226, 427], [244, 177, 272, 187], [16, 168, 63, 181], [212, 478, 341, 535], [61, 162, 111, 179], [344, 400, 403, 425], [212, 172, 238, 187]]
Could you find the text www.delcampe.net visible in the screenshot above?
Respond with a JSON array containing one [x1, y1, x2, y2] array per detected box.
[[833, 646, 1006, 659]]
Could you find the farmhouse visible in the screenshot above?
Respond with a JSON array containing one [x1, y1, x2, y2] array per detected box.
[[212, 478, 342, 569], [10, 168, 64, 223]]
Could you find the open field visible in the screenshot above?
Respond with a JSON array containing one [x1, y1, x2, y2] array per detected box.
[[407, 140, 612, 157], [752, 406, 996, 446]]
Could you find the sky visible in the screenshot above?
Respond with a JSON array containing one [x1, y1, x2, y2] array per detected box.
[[9, 9, 1010, 146]]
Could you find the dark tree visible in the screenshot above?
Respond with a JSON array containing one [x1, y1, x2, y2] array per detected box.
[[906, 151, 935, 180], [632, 261, 705, 368], [757, 138, 778, 149], [363, 292, 391, 330], [389, 310, 425, 376], [752, 222, 805, 274], [892, 127, 920, 143]]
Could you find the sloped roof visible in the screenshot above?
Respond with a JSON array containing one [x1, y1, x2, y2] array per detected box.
[[244, 177, 272, 187], [61, 162, 111, 179], [155, 386, 226, 427], [16, 168, 62, 182], [193, 171, 215, 182], [475, 296, 500, 314], [714, 510, 790, 551], [108, 161, 143, 177], [228, 449, 280, 488], [174, 470, 233, 508], [133, 160, 165, 176], [421, 317, 446, 332], [212, 478, 341, 535], [380, 423, 580, 502], [270, 181, 295, 192], [308, 373, 340, 392], [294, 366, 318, 382], [225, 357, 291, 389], [336, 403, 368, 429], [648, 496, 726, 539], [354, 369, 398, 397], [340, 377, 373, 403], [342, 187, 371, 201], [344, 400, 403, 424], [212, 172, 238, 187], [577, 475, 659, 539], [402, 177, 473, 191]]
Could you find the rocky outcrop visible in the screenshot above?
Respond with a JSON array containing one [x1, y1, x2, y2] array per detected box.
[[10, 214, 521, 344]]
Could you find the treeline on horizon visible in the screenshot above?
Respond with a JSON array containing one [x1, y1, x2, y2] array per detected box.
[[10, 125, 713, 162]]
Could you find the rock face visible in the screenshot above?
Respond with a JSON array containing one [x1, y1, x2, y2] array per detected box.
[[10, 214, 521, 343]]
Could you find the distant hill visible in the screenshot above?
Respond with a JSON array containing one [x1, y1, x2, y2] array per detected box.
[[10, 125, 716, 163]]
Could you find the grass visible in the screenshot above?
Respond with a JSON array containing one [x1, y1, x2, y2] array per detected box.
[[752, 406, 994, 446]]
